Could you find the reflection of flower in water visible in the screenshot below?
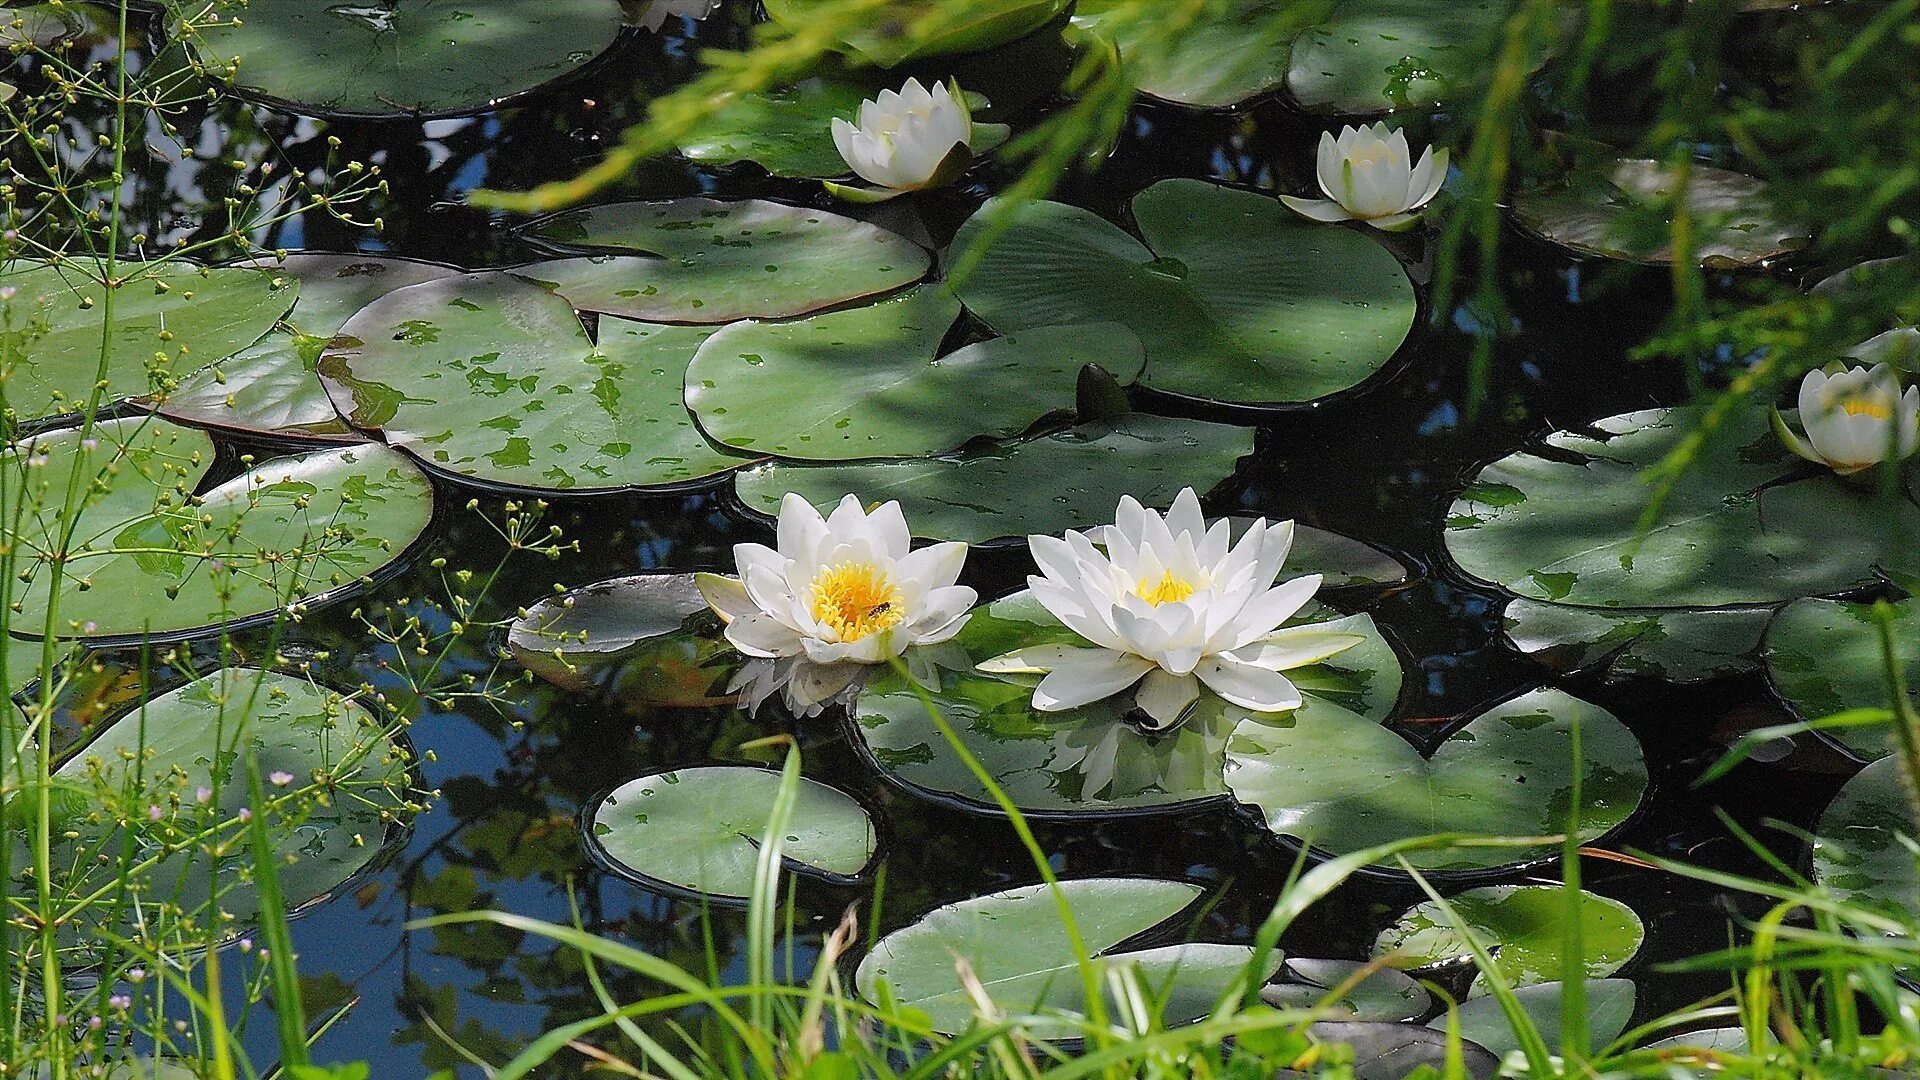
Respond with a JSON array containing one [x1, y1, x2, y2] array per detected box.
[[731, 642, 971, 719], [629, 0, 721, 33], [1043, 699, 1237, 803]]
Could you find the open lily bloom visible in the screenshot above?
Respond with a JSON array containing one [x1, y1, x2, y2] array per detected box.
[[630, 0, 720, 33], [1281, 123, 1448, 231], [829, 78, 974, 201], [980, 489, 1364, 732], [1774, 362, 1920, 475]]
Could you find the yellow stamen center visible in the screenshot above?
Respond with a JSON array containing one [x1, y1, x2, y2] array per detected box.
[[1841, 397, 1893, 420], [809, 561, 905, 641], [1136, 571, 1197, 606]]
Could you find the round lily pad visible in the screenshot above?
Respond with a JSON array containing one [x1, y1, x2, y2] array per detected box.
[[515, 198, 931, 323], [1513, 159, 1808, 268], [1445, 407, 1920, 609], [949, 180, 1415, 406], [1503, 599, 1772, 684], [1307, 1023, 1499, 1080], [733, 412, 1255, 546], [587, 766, 876, 901], [762, 0, 1069, 67], [189, 0, 626, 119], [1286, 0, 1518, 115], [852, 593, 1402, 815], [1224, 688, 1647, 872], [1434, 979, 1637, 1060], [0, 259, 295, 423], [1073, 0, 1296, 109], [1261, 958, 1431, 1021], [1813, 757, 1920, 920], [689, 290, 1146, 460], [1373, 885, 1645, 996], [321, 272, 753, 493], [508, 574, 743, 707], [53, 668, 412, 942], [855, 877, 1274, 1038], [1764, 598, 1918, 761], [157, 254, 459, 441]]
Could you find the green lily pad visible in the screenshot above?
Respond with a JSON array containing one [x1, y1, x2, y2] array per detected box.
[[855, 877, 1274, 1038], [0, 259, 296, 423], [1513, 159, 1808, 269], [762, 0, 1069, 66], [515, 198, 931, 322], [50, 668, 412, 942], [1434, 979, 1637, 1060], [189, 0, 626, 118], [1286, 0, 1515, 115], [7, 417, 432, 640], [587, 766, 875, 900], [1445, 407, 1920, 608], [1224, 689, 1647, 872], [1261, 958, 1432, 1021], [949, 180, 1415, 406], [1307, 1023, 1499, 1080], [734, 411, 1254, 546], [1765, 598, 1918, 761], [680, 79, 873, 178], [320, 271, 753, 493], [1374, 885, 1645, 996], [1503, 599, 1772, 683], [852, 593, 1401, 815], [1644, 1026, 1751, 1053], [2, 4, 83, 50], [156, 254, 459, 441], [1073, 0, 1297, 109], [1813, 757, 1920, 920], [689, 292, 1147, 460], [507, 573, 743, 707], [1272, 523, 1409, 589]]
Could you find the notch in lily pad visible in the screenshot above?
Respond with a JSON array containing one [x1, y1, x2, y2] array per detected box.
[[508, 573, 745, 709]]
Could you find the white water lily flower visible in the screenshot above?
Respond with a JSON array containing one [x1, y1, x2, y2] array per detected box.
[[829, 78, 973, 200], [631, 0, 720, 33], [980, 489, 1364, 732], [1774, 362, 1920, 475], [1280, 123, 1448, 231], [697, 493, 976, 666]]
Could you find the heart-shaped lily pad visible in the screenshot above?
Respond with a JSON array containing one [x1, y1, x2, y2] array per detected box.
[[762, 0, 1069, 66], [1513, 159, 1808, 268], [1374, 885, 1645, 996], [1765, 598, 1918, 761], [1813, 757, 1920, 920], [852, 592, 1402, 815], [1072, 0, 1297, 109], [733, 412, 1254, 546], [1445, 407, 1920, 608], [515, 198, 931, 323], [1286, 0, 1517, 115], [508, 574, 743, 707], [0, 259, 295, 423], [52, 667, 413, 942], [7, 416, 433, 640], [1225, 689, 1647, 872], [688, 289, 1146, 460], [855, 877, 1274, 1038], [157, 254, 459, 441], [949, 180, 1415, 406], [1503, 599, 1772, 683], [321, 271, 754, 493], [1261, 958, 1431, 1021], [1434, 979, 1637, 1060], [189, 0, 626, 118], [587, 766, 876, 901]]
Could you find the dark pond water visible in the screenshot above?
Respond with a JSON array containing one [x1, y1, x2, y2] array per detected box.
[[51, 5, 1877, 1075]]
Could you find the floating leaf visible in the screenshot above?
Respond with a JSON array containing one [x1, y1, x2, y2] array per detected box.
[[1445, 407, 1920, 608], [679, 79, 1010, 178], [1644, 1027, 1751, 1053], [1503, 599, 1772, 683], [855, 877, 1273, 1038], [157, 254, 459, 441], [321, 272, 753, 493], [734, 412, 1253, 545], [1513, 159, 1807, 268], [1256, 521, 1409, 588], [1764, 598, 1918, 761], [1, 4, 82, 50], [516, 198, 931, 322], [762, 0, 1069, 66], [1225, 689, 1647, 872], [507, 574, 743, 707], [587, 766, 875, 900], [1813, 757, 1919, 920], [1286, 0, 1517, 115], [1374, 885, 1645, 996], [1307, 1023, 1500, 1080], [190, 0, 626, 118], [1072, 0, 1296, 109], [1433, 979, 1637, 1060], [949, 180, 1414, 406], [1261, 959, 1431, 1021]]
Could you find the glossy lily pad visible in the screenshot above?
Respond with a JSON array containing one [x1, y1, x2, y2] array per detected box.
[[587, 766, 875, 900], [855, 877, 1274, 1038], [1513, 159, 1808, 268], [1434, 979, 1637, 1060], [762, 0, 1069, 67], [852, 592, 1402, 815], [53, 668, 412, 941], [1813, 757, 1920, 920], [321, 272, 753, 493], [0, 259, 295, 423], [949, 180, 1415, 406], [515, 199, 931, 322], [1273, 523, 1409, 588], [1224, 689, 1647, 872], [1286, 0, 1515, 115], [1374, 885, 1645, 996], [1503, 599, 1772, 683], [157, 254, 459, 441], [507, 574, 743, 707], [190, 0, 626, 118], [1261, 958, 1431, 1021], [689, 292, 1146, 460], [1764, 598, 1918, 761], [7, 419, 431, 640], [1308, 1023, 1499, 1080], [1072, 0, 1297, 109], [1445, 407, 1920, 608], [680, 79, 873, 177]]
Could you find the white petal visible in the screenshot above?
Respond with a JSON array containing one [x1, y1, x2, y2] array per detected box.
[[1165, 487, 1206, 542], [695, 573, 755, 623], [906, 585, 976, 643], [1315, 130, 1342, 198], [1230, 627, 1365, 672], [1135, 670, 1200, 731], [1195, 656, 1303, 714], [1225, 574, 1323, 650], [896, 540, 966, 591], [726, 613, 805, 659], [1032, 649, 1156, 712], [775, 494, 828, 563], [1280, 195, 1355, 223]]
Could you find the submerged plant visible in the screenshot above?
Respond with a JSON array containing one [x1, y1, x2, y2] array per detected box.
[[1281, 122, 1450, 231]]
